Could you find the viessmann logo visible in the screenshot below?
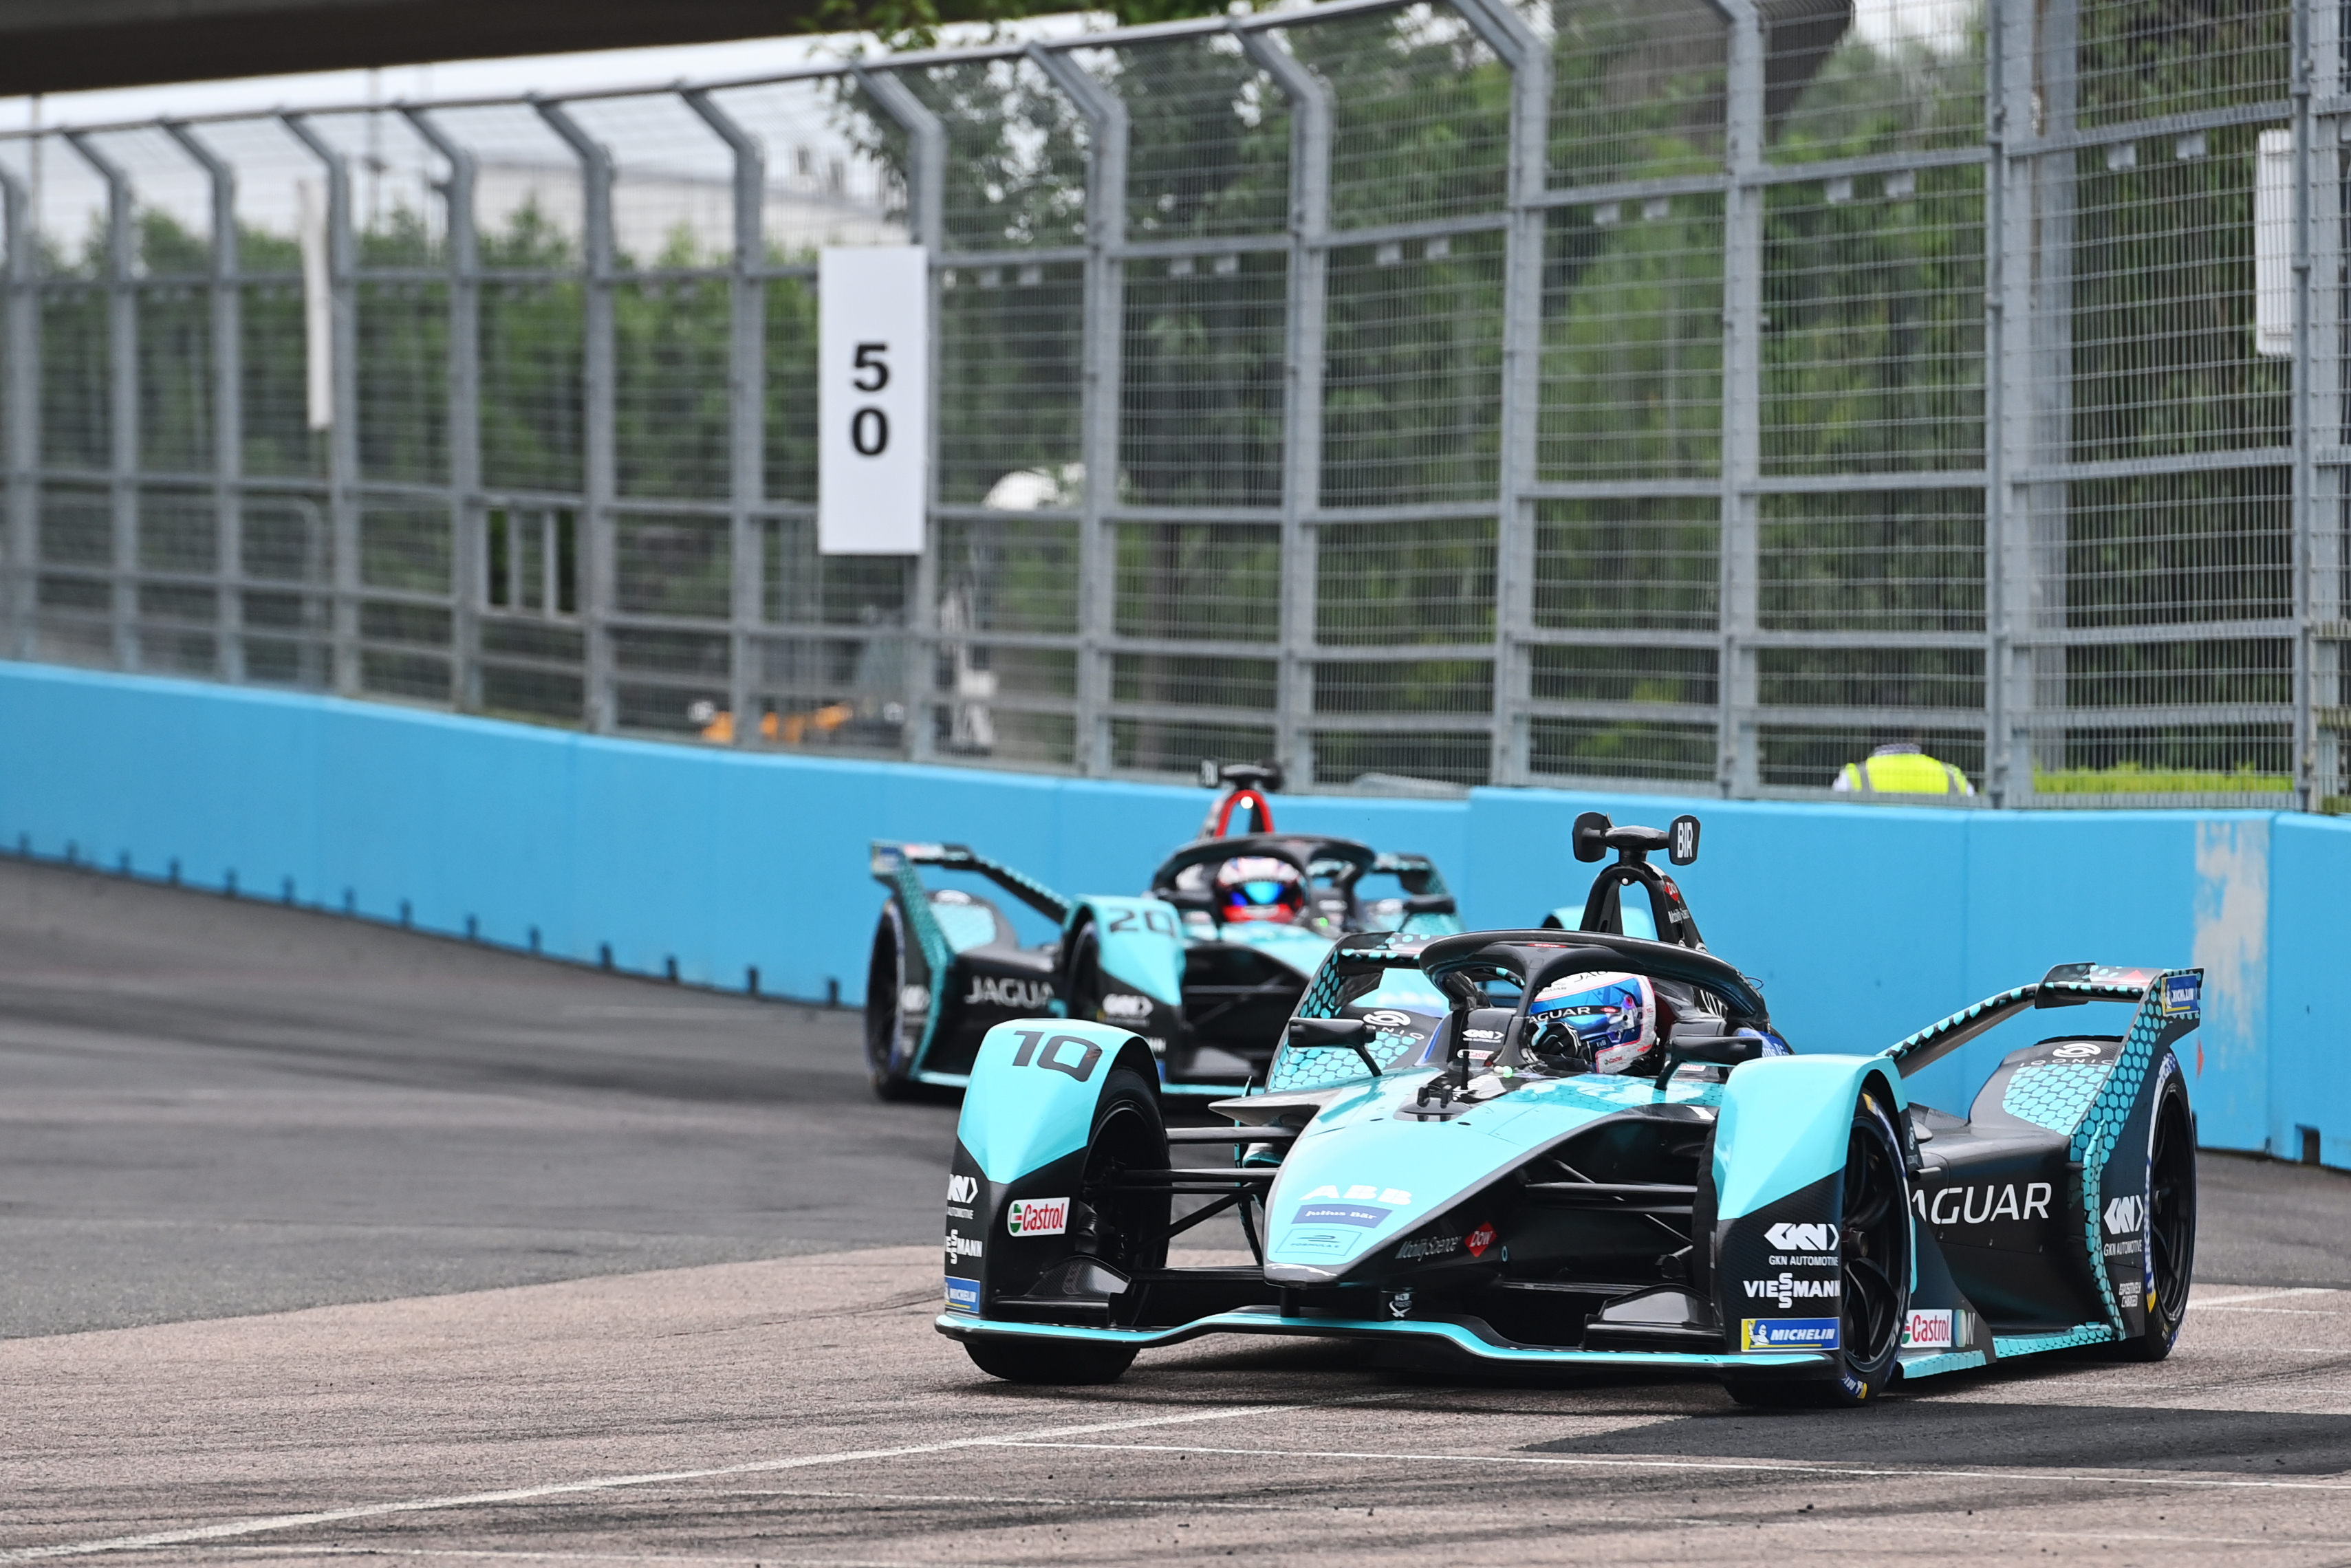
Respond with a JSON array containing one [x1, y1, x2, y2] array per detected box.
[[1742, 1272, 1841, 1309], [1007, 1196, 1070, 1237]]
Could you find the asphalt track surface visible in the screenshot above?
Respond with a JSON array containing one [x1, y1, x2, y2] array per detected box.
[[4, 855, 2350, 1565]]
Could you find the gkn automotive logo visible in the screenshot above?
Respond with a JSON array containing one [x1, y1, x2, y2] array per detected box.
[[2103, 1194, 2145, 1235], [1764, 1223, 1838, 1254], [1100, 993, 1153, 1021], [1742, 1272, 1841, 1308], [946, 1174, 978, 1205], [1006, 1196, 1070, 1237]]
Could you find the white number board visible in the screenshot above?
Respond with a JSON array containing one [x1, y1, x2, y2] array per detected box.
[[819, 246, 930, 555]]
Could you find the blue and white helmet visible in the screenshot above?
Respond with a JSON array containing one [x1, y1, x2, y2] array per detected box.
[[1528, 970, 1658, 1075]]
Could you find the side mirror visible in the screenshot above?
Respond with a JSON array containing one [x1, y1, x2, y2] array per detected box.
[[1403, 893, 1456, 915], [1660, 1020, 1764, 1078], [1668, 814, 1700, 867], [1572, 811, 1612, 864], [1287, 1016, 1381, 1076]]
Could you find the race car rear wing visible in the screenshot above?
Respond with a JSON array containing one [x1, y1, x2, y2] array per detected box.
[[868, 840, 1074, 925], [1883, 963, 2202, 1078]]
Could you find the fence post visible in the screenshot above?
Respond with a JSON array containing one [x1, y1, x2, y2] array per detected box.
[[164, 123, 245, 686], [2305, 0, 2347, 808], [534, 99, 617, 734], [1984, 0, 2030, 805], [1452, 0, 1548, 790], [854, 65, 946, 763], [685, 89, 767, 752], [1237, 21, 1330, 791], [2290, 0, 2317, 812], [0, 168, 32, 662], [402, 109, 482, 713], [2022, 0, 2079, 805], [280, 116, 362, 698], [64, 133, 138, 675], [1713, 1, 1764, 796], [1029, 44, 1127, 778]]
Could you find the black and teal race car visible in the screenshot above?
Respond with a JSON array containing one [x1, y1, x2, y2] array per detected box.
[[863, 769, 1464, 1100], [929, 818, 2201, 1406]]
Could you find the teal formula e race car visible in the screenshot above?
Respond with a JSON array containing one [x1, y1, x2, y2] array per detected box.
[[932, 827, 2200, 1406], [863, 766, 1464, 1101]]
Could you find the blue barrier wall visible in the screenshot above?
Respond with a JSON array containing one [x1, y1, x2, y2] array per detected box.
[[1, 661, 2341, 1166]]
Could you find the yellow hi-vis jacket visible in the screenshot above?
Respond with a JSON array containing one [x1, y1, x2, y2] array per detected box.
[[1837, 751, 1975, 795]]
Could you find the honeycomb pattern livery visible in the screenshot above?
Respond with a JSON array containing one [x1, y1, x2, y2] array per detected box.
[[1269, 1046, 1372, 1092], [1267, 1026, 1422, 1091], [1993, 1322, 2115, 1358], [1295, 952, 1350, 1023], [2002, 1060, 2115, 1132], [2065, 974, 2185, 1327]]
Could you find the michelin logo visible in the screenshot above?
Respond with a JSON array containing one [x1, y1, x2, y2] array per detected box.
[[1741, 1317, 1839, 1351], [944, 1276, 981, 1314]]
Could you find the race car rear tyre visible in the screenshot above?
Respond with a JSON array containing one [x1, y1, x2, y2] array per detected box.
[[864, 901, 918, 1102], [964, 1337, 1138, 1385], [1726, 1093, 1910, 1410], [2111, 1069, 2197, 1362]]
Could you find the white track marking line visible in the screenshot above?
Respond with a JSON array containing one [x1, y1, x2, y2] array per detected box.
[[726, 1488, 1299, 1510], [997, 1440, 2351, 1493], [2188, 1287, 2339, 1308], [0, 1394, 1405, 1564]]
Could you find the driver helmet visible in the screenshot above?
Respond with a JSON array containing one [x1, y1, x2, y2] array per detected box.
[[1526, 970, 1658, 1075], [1213, 856, 1307, 924]]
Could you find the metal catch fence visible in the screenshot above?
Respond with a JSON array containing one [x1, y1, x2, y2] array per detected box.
[[1, 0, 2343, 808]]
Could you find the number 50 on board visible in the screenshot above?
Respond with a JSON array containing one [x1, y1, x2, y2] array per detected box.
[[819, 246, 929, 556]]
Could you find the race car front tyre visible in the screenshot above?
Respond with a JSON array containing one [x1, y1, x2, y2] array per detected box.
[[2111, 1069, 2196, 1362], [962, 1069, 1166, 1386], [1076, 1067, 1173, 1281], [864, 900, 918, 1102], [1726, 1093, 1911, 1410], [964, 1337, 1138, 1385]]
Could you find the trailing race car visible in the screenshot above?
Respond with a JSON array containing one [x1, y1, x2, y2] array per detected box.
[[932, 819, 2201, 1406], [864, 765, 1464, 1101]]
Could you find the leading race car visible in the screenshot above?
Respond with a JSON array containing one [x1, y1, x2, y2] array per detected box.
[[932, 818, 2201, 1406], [863, 765, 1467, 1101]]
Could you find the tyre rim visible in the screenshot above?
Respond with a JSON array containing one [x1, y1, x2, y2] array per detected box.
[[1838, 1113, 1907, 1367], [2147, 1089, 2195, 1320]]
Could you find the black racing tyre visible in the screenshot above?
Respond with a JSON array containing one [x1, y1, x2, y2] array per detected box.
[[964, 1336, 1138, 1384], [1077, 1067, 1172, 1281], [2112, 1069, 2197, 1362], [1062, 921, 1105, 1025], [1726, 1093, 1911, 1410], [864, 901, 918, 1102]]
